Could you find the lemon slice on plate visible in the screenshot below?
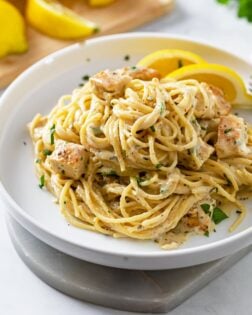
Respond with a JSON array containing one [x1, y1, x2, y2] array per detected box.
[[0, 0, 28, 58], [137, 49, 206, 77], [26, 0, 99, 39], [166, 63, 252, 107]]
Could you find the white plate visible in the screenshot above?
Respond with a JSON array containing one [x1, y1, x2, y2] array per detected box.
[[0, 33, 252, 270]]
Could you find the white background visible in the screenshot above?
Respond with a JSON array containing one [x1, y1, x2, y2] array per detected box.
[[1, 0, 252, 314]]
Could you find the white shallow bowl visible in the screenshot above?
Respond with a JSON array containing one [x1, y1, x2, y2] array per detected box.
[[0, 33, 252, 270]]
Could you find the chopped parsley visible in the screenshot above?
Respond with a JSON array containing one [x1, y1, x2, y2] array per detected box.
[[50, 124, 56, 145], [43, 149, 52, 156], [178, 59, 184, 68], [102, 170, 118, 176], [131, 66, 137, 70], [35, 158, 41, 164], [200, 203, 211, 214], [204, 231, 209, 237], [79, 83, 84, 87], [82, 75, 90, 81], [150, 125, 155, 132], [159, 102, 165, 115], [136, 176, 145, 187], [124, 54, 130, 61], [212, 207, 228, 224], [224, 128, 233, 134], [155, 163, 163, 169], [39, 175, 45, 189]]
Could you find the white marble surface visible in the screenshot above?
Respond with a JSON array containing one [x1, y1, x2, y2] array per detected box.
[[0, 0, 252, 314]]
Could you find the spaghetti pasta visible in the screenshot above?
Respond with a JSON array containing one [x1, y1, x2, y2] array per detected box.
[[28, 66, 252, 249]]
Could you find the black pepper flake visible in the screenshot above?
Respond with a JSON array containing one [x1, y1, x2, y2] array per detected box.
[[236, 210, 242, 214], [23, 141, 27, 146], [124, 54, 130, 61]]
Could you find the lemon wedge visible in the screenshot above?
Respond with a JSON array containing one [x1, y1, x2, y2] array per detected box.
[[89, 0, 115, 6], [26, 0, 99, 39], [166, 63, 252, 107], [137, 49, 206, 77], [0, 0, 28, 58]]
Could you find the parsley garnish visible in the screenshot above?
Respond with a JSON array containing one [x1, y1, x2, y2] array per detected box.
[[178, 59, 184, 68], [102, 170, 118, 176], [39, 175, 45, 189], [212, 207, 228, 224], [136, 177, 145, 186], [35, 159, 41, 164], [155, 163, 163, 169], [201, 203, 211, 214], [204, 231, 209, 237], [159, 102, 165, 115], [150, 125, 155, 132], [50, 124, 56, 145], [124, 54, 130, 61], [82, 75, 90, 81], [224, 128, 233, 134], [131, 66, 137, 70], [43, 149, 52, 156]]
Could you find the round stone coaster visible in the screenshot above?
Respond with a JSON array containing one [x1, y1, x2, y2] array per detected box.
[[6, 215, 252, 313]]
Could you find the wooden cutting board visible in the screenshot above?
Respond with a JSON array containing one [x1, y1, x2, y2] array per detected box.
[[0, 0, 174, 89]]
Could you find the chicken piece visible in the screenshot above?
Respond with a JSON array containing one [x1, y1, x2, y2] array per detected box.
[[215, 114, 251, 158], [47, 140, 88, 180], [179, 138, 214, 170], [195, 83, 231, 119], [124, 66, 161, 81], [90, 70, 131, 99]]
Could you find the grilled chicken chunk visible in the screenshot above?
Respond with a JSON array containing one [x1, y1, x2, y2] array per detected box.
[[215, 114, 251, 158], [90, 67, 160, 99], [90, 70, 131, 99], [48, 140, 87, 179], [195, 83, 231, 119], [124, 66, 161, 81]]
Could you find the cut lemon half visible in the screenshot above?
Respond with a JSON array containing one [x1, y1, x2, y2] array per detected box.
[[26, 0, 99, 39], [166, 63, 252, 107], [137, 49, 206, 77], [0, 0, 28, 58]]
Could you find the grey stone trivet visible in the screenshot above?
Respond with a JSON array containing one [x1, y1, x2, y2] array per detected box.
[[6, 215, 252, 313]]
